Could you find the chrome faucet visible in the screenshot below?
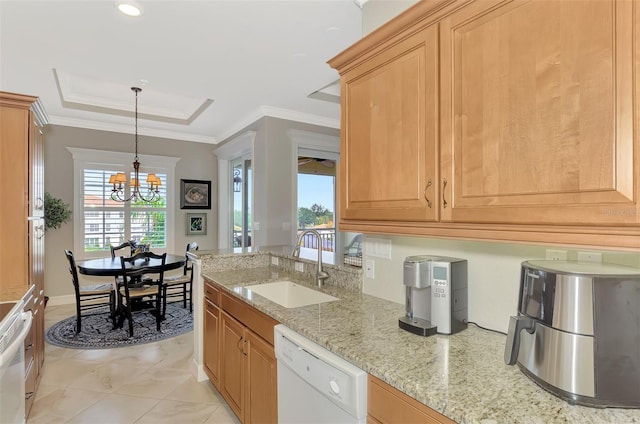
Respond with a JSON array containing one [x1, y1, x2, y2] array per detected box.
[[292, 229, 330, 288]]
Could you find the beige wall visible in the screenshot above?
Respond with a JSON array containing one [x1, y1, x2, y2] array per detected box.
[[363, 236, 640, 333], [358, 0, 640, 334], [232, 117, 340, 248], [362, 0, 419, 35], [44, 125, 217, 299]]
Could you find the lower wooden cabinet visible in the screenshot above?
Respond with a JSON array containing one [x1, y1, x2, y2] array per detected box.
[[203, 278, 278, 424], [220, 310, 245, 418], [245, 330, 277, 424], [23, 288, 44, 418], [368, 375, 455, 424], [203, 297, 220, 388]]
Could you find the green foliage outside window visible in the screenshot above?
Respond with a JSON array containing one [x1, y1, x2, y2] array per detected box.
[[297, 203, 333, 228]]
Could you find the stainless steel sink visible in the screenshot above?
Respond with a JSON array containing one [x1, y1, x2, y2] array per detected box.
[[245, 281, 338, 308]]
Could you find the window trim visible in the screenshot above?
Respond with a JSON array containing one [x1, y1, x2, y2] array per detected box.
[[67, 147, 180, 259]]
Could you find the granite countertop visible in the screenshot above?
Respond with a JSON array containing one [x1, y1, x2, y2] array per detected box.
[[202, 265, 640, 424]]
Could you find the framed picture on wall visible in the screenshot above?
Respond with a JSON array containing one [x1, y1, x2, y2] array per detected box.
[[186, 213, 207, 235], [180, 179, 211, 209]]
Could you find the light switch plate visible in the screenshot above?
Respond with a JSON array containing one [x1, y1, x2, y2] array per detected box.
[[271, 256, 279, 266], [295, 262, 304, 272]]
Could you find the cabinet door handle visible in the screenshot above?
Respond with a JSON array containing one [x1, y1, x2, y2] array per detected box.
[[237, 337, 244, 353], [25, 343, 34, 351], [243, 340, 248, 356], [25, 392, 35, 400], [442, 178, 448, 209], [423, 179, 432, 208], [35, 197, 44, 210]]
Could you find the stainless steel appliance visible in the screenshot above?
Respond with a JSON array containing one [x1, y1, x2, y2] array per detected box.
[[505, 260, 640, 408], [398, 255, 467, 336], [0, 299, 32, 424], [274, 324, 367, 424]]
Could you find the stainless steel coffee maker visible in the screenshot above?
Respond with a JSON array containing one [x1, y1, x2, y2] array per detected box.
[[398, 255, 468, 336]]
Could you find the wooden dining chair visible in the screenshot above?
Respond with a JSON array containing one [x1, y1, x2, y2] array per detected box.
[[64, 250, 116, 334], [110, 240, 137, 286], [162, 242, 198, 316], [117, 252, 167, 337], [110, 240, 137, 259]]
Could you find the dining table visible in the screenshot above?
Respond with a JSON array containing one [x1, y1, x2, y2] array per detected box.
[[76, 254, 186, 277]]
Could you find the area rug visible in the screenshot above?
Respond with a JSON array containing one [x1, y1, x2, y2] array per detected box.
[[45, 304, 193, 349]]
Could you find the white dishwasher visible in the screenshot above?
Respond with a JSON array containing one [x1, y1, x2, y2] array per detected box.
[[274, 324, 367, 424]]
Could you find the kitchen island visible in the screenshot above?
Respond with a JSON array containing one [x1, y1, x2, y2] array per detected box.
[[194, 249, 640, 424]]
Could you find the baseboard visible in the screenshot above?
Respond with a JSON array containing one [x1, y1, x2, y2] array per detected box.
[[192, 360, 208, 382], [46, 294, 76, 306]]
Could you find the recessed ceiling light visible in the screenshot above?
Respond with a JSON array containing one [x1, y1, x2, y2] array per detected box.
[[117, 2, 142, 17]]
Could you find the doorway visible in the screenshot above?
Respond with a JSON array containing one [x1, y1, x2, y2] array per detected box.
[[296, 152, 337, 263], [232, 158, 252, 248]]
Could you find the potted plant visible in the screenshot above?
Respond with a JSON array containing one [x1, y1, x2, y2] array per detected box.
[[44, 192, 72, 231]]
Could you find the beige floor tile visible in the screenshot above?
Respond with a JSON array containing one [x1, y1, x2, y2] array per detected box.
[[28, 386, 104, 422], [31, 304, 223, 424], [135, 400, 220, 424], [65, 393, 159, 424], [116, 366, 192, 399], [38, 357, 102, 388], [164, 378, 222, 404], [203, 403, 241, 424], [68, 361, 151, 393], [32, 383, 60, 402]]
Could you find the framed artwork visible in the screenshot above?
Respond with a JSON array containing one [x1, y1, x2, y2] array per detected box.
[[186, 213, 207, 235], [180, 179, 211, 209]]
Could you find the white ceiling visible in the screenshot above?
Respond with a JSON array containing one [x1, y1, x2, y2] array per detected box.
[[0, 0, 362, 144]]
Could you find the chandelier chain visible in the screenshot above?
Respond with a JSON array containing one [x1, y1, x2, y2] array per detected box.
[[109, 87, 161, 203]]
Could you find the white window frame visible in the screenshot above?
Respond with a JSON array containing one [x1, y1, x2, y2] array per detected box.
[[67, 147, 180, 259]]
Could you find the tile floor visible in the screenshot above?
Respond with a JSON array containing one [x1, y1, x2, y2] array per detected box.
[[28, 304, 240, 424]]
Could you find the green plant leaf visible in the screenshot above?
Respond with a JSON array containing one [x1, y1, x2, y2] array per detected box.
[[44, 192, 72, 231]]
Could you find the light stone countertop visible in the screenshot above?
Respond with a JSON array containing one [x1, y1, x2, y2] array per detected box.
[[202, 264, 640, 424]]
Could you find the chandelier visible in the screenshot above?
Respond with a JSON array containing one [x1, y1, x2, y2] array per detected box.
[[109, 87, 161, 203]]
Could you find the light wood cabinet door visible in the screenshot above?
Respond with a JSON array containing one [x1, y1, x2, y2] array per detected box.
[[440, 0, 639, 226], [203, 298, 220, 388], [339, 24, 439, 222], [245, 329, 277, 424], [368, 375, 455, 424], [220, 311, 245, 421], [0, 97, 29, 289]]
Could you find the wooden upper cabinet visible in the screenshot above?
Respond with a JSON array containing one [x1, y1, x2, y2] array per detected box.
[[440, 0, 639, 225], [339, 24, 439, 221]]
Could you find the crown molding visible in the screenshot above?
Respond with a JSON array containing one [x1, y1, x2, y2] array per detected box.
[[213, 131, 256, 160], [48, 105, 340, 146], [48, 115, 218, 144], [215, 106, 340, 143]]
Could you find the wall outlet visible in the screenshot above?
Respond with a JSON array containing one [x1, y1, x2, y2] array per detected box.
[[365, 259, 375, 279], [295, 262, 304, 272], [545, 249, 567, 261], [271, 256, 279, 266], [577, 251, 603, 263]]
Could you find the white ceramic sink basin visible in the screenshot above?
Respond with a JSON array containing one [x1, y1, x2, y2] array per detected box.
[[246, 281, 338, 308]]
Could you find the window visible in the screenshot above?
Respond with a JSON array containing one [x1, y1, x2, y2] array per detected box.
[[68, 148, 179, 257], [83, 168, 168, 252]]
